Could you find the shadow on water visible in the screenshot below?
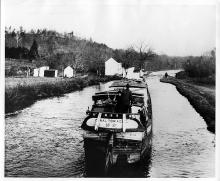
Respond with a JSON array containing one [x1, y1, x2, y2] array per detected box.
[[84, 155, 152, 178], [107, 152, 152, 178], [84, 150, 152, 178]]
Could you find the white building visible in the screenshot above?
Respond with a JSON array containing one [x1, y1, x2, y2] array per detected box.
[[44, 69, 58, 77], [64, 66, 75, 78], [39, 66, 49, 77], [33, 68, 39, 77], [124, 67, 142, 80], [126, 67, 135, 79], [33, 66, 49, 77], [105, 58, 123, 76]]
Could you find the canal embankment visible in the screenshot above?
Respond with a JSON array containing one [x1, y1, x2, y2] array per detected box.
[[5, 71, 215, 177], [160, 76, 215, 133], [5, 75, 121, 114]]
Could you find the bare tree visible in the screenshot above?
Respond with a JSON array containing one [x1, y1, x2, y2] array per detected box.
[[123, 46, 136, 70], [133, 42, 156, 70]]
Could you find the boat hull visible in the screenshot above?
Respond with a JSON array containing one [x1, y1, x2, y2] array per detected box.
[[83, 125, 152, 176], [81, 79, 153, 176]]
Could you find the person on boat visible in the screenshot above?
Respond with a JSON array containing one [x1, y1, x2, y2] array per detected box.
[[116, 90, 123, 112], [120, 84, 132, 113], [165, 72, 168, 78]]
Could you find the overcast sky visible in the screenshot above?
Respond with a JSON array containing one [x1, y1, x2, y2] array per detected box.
[[4, 0, 216, 56]]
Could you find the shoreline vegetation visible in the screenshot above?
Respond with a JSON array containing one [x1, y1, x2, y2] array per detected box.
[[5, 75, 121, 114], [160, 76, 215, 133], [5, 26, 216, 134]]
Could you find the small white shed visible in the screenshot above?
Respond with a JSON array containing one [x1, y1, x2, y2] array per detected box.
[[33, 66, 49, 77], [39, 66, 49, 77], [105, 58, 123, 76], [33, 68, 39, 77], [64, 66, 75, 78], [126, 67, 135, 79], [126, 67, 142, 80], [44, 69, 58, 77]]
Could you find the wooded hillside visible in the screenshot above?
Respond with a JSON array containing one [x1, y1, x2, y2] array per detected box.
[[5, 27, 185, 75]]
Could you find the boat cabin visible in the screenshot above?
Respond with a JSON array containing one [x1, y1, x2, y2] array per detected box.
[[82, 80, 151, 131], [91, 91, 146, 113]]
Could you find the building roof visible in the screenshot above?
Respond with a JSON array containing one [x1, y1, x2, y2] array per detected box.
[[64, 65, 77, 70], [106, 57, 120, 63], [64, 66, 73, 69], [45, 69, 57, 71]]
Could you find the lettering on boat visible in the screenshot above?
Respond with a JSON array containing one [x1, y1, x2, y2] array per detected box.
[[86, 118, 138, 129]]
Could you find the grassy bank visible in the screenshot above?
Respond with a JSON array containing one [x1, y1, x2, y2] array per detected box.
[[160, 76, 215, 133], [5, 75, 121, 114]]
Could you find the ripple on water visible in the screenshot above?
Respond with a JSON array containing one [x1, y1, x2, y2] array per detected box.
[[5, 76, 215, 177]]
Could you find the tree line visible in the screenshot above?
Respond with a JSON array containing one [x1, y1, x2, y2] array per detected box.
[[5, 26, 198, 75], [5, 39, 39, 60]]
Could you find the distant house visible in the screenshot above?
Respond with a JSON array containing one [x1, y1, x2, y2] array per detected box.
[[126, 67, 135, 79], [44, 69, 58, 77], [39, 66, 49, 77], [64, 66, 76, 78], [33, 68, 39, 77], [33, 66, 49, 77], [125, 67, 142, 80], [105, 58, 123, 76]]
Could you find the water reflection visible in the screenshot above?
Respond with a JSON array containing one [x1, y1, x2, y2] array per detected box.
[[108, 149, 152, 177]]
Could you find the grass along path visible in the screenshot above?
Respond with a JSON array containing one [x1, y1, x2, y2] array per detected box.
[[5, 75, 121, 114]]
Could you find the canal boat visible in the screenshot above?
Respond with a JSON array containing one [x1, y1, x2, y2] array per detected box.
[[81, 79, 152, 176]]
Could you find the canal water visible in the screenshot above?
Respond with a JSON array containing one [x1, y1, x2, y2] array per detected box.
[[5, 70, 215, 177]]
